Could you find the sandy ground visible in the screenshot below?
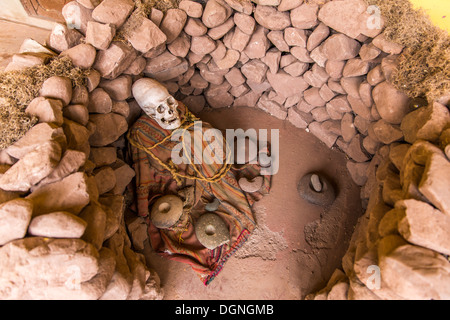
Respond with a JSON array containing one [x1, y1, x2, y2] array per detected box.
[[142, 106, 363, 300]]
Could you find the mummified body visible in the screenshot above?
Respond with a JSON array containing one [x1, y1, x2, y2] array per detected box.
[[128, 78, 271, 285]]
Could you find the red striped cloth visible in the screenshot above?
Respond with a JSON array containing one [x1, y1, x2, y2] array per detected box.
[[128, 103, 271, 285]]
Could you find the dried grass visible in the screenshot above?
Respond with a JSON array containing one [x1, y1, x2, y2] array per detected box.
[[366, 0, 450, 101], [0, 56, 90, 150]]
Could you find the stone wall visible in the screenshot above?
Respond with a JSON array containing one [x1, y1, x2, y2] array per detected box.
[[0, 0, 449, 299]]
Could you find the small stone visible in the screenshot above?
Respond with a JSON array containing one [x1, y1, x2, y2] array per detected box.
[[241, 59, 268, 84], [89, 113, 128, 147], [307, 22, 330, 51], [266, 70, 309, 98], [347, 160, 369, 186], [224, 0, 254, 14], [360, 43, 381, 61], [231, 28, 252, 52], [308, 122, 339, 148], [182, 95, 206, 114], [86, 21, 115, 50], [341, 113, 357, 143], [341, 76, 364, 98], [159, 9, 187, 43], [111, 163, 135, 195], [244, 25, 270, 59], [184, 18, 207, 37], [123, 56, 146, 76], [179, 0, 203, 18], [62, 1, 94, 35], [202, 0, 232, 28], [290, 46, 313, 63], [28, 211, 87, 238], [94, 166, 116, 195], [337, 135, 369, 162], [401, 102, 450, 144], [99, 76, 132, 101], [89, 147, 117, 167], [304, 88, 326, 107], [93, 41, 137, 79], [234, 12, 256, 35], [287, 107, 308, 129], [126, 17, 167, 53], [303, 64, 329, 88], [318, 0, 369, 38], [348, 95, 371, 120], [167, 32, 190, 57], [144, 51, 182, 74], [0, 142, 61, 192], [278, 0, 302, 11], [372, 119, 403, 144], [378, 236, 450, 300], [208, 17, 235, 40], [215, 49, 240, 70], [39, 149, 86, 186], [260, 48, 281, 74], [396, 199, 450, 256], [254, 4, 291, 31], [373, 81, 411, 125], [322, 34, 361, 61], [0, 199, 33, 246], [63, 104, 89, 126], [343, 58, 371, 77], [60, 43, 97, 69], [419, 153, 450, 216], [267, 31, 290, 52], [92, 0, 134, 28], [326, 60, 346, 79], [257, 94, 287, 120], [27, 172, 91, 215], [79, 202, 107, 250], [150, 8, 164, 27], [25, 97, 63, 126], [284, 61, 308, 77], [190, 36, 217, 55], [49, 23, 83, 53], [40, 76, 73, 106], [225, 67, 246, 87], [327, 95, 352, 115], [372, 33, 404, 55], [88, 88, 113, 114], [367, 65, 385, 86], [290, 3, 319, 29]]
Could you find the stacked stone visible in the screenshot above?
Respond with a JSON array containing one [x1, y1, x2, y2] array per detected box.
[[0, 2, 162, 299], [306, 97, 450, 300], [48, 0, 416, 191], [1, 0, 449, 300]]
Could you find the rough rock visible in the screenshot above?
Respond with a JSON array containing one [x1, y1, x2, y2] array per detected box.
[[0, 142, 61, 192], [49, 23, 83, 53], [62, 1, 94, 35], [396, 199, 450, 255], [378, 236, 450, 300], [202, 0, 232, 29], [254, 5, 291, 31], [401, 102, 450, 144], [25, 97, 63, 126], [79, 203, 107, 250], [0, 199, 33, 246], [290, 3, 319, 29], [89, 113, 128, 147], [419, 153, 450, 216], [126, 17, 167, 53], [160, 8, 188, 43], [40, 76, 73, 106], [266, 71, 309, 98], [372, 81, 411, 125], [26, 172, 91, 216], [93, 42, 137, 79], [0, 237, 99, 299], [91, 0, 134, 28], [322, 34, 361, 61], [28, 211, 87, 238]]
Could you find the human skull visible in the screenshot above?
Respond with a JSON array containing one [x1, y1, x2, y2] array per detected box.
[[132, 78, 181, 130]]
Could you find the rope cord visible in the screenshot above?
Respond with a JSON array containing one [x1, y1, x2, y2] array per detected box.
[[127, 108, 232, 186]]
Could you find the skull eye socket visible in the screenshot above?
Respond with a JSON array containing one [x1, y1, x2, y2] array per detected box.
[[157, 105, 164, 113], [167, 97, 176, 105]]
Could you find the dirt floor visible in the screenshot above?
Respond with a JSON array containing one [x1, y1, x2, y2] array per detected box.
[[143, 106, 363, 300]]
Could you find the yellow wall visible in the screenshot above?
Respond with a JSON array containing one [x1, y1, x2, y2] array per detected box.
[[409, 0, 450, 33]]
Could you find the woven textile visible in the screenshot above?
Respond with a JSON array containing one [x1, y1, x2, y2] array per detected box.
[[128, 103, 271, 285]]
